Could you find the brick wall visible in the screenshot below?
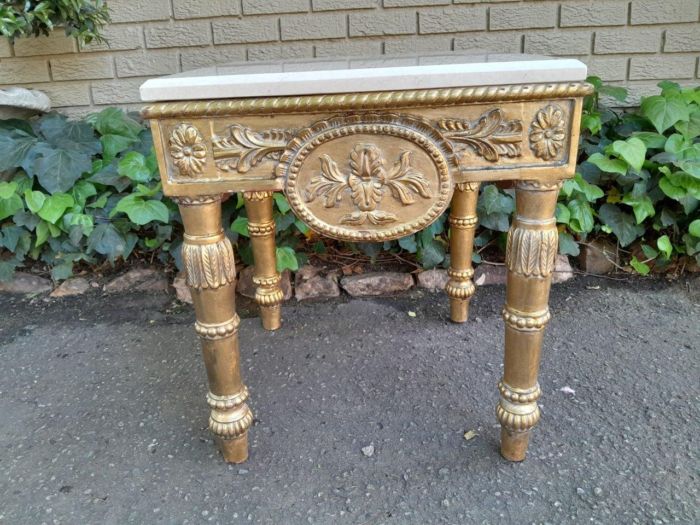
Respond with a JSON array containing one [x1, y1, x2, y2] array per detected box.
[[1, 0, 698, 116]]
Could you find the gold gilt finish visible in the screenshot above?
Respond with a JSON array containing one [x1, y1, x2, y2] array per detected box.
[[174, 195, 252, 463], [145, 81, 589, 463]]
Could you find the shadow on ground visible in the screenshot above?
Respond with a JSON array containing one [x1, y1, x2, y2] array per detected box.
[[0, 275, 698, 524]]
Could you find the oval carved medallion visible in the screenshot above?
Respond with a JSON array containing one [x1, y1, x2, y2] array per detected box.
[[279, 114, 455, 242]]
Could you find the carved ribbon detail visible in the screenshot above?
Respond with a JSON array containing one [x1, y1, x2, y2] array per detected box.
[[438, 109, 522, 162], [212, 125, 294, 173], [305, 144, 432, 226]]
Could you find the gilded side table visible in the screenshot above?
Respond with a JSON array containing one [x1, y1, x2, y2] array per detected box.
[[140, 54, 591, 464]]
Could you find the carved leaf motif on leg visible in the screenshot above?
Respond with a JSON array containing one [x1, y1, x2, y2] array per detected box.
[[182, 239, 236, 289], [438, 108, 522, 162], [506, 227, 558, 278]]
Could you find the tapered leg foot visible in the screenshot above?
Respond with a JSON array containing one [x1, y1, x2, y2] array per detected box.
[[497, 180, 559, 461], [176, 195, 253, 463], [218, 434, 249, 463], [244, 191, 284, 331]]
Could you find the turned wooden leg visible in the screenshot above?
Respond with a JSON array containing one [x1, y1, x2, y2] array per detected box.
[[243, 191, 283, 331], [446, 182, 480, 323], [497, 180, 560, 462], [176, 195, 253, 463]]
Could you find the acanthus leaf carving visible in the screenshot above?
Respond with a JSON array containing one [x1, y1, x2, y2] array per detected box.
[[305, 144, 433, 226], [505, 226, 558, 278], [212, 124, 294, 173], [438, 108, 522, 162]]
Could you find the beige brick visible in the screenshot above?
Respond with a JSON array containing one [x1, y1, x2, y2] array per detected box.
[[314, 0, 378, 9], [146, 20, 212, 48], [109, 0, 171, 23], [384, 35, 452, 54], [247, 43, 314, 61], [282, 13, 347, 40], [181, 45, 247, 70], [490, 3, 556, 30], [115, 51, 178, 78], [594, 28, 662, 54], [561, 1, 628, 27], [13, 32, 76, 57], [585, 56, 628, 81], [419, 6, 486, 34], [629, 55, 697, 80], [213, 18, 279, 45], [454, 32, 521, 53], [454, 0, 517, 3], [525, 30, 592, 56], [0, 58, 50, 83], [315, 39, 382, 57], [51, 56, 114, 81], [92, 79, 145, 104], [0, 39, 12, 58], [631, 0, 699, 25], [665, 25, 700, 52], [173, 0, 240, 19], [27, 81, 92, 107], [349, 10, 415, 36], [244, 0, 309, 14], [80, 26, 144, 52], [385, 0, 448, 6]]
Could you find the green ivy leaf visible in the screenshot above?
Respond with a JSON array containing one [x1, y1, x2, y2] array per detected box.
[[599, 84, 628, 102], [91, 108, 143, 139], [0, 181, 18, 199], [581, 113, 602, 134], [35, 221, 49, 247], [24, 190, 46, 213], [71, 180, 97, 206], [398, 234, 418, 253], [640, 94, 691, 134], [567, 198, 594, 233], [610, 137, 646, 173], [587, 153, 628, 176], [101, 134, 136, 161], [37, 193, 75, 224], [558, 231, 579, 256], [0, 129, 38, 172], [418, 237, 446, 269], [555, 202, 571, 224], [273, 193, 291, 214], [87, 223, 126, 261], [621, 193, 655, 224], [111, 194, 169, 225], [275, 246, 299, 272], [641, 244, 659, 259], [118, 151, 152, 183], [656, 235, 673, 259], [669, 171, 700, 199], [632, 131, 667, 150], [0, 193, 23, 220], [230, 216, 249, 237], [674, 109, 700, 139], [33, 147, 92, 194], [689, 219, 700, 238], [659, 175, 686, 200], [630, 256, 650, 275], [598, 203, 645, 247]]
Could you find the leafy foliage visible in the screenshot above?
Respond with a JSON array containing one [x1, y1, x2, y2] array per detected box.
[[0, 79, 698, 282], [0, 1, 109, 44]]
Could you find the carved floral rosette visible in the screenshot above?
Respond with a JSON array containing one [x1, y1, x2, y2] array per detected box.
[[278, 114, 456, 242]]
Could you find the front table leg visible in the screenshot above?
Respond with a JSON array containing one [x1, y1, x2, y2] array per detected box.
[[497, 180, 560, 461], [446, 182, 480, 323], [243, 191, 283, 331], [176, 195, 253, 463]]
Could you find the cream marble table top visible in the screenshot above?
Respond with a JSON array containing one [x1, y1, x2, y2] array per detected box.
[[139, 53, 587, 101]]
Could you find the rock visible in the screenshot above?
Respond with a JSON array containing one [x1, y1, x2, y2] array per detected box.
[[551, 254, 575, 284], [0, 87, 51, 119], [0, 272, 52, 294], [361, 444, 374, 457], [236, 267, 292, 300], [416, 269, 448, 291], [294, 265, 340, 301], [103, 268, 169, 294], [473, 264, 507, 286], [340, 272, 413, 297], [580, 239, 618, 275], [172, 272, 192, 304], [50, 277, 89, 297]]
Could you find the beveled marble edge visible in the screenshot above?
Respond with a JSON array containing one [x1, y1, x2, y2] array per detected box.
[[140, 56, 587, 102]]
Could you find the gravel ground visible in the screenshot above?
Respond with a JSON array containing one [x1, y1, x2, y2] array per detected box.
[[0, 275, 698, 524]]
